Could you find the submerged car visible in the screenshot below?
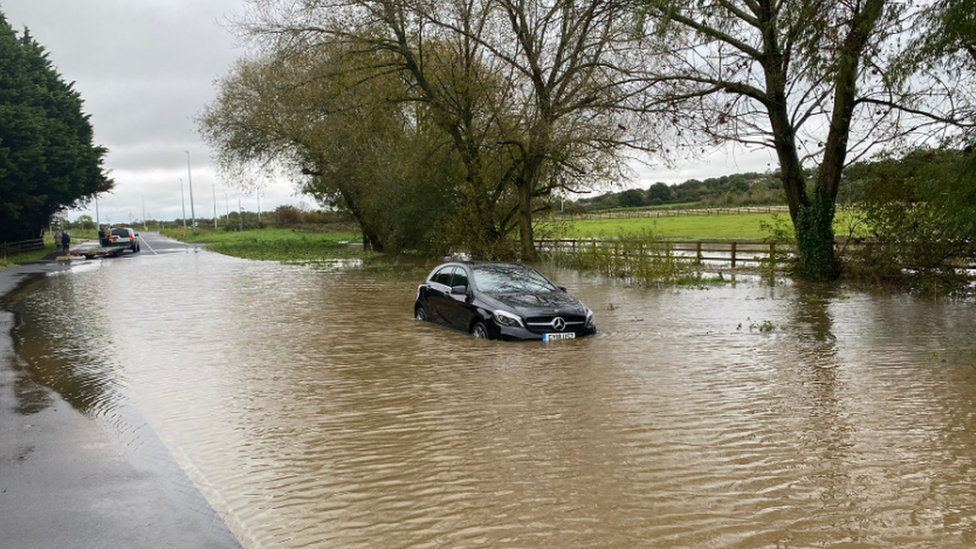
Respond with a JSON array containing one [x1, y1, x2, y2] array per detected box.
[[414, 261, 596, 341]]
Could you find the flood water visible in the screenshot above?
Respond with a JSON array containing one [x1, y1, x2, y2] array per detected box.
[[8, 241, 976, 548]]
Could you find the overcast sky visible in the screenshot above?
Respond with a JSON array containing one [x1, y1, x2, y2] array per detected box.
[[3, 0, 774, 224]]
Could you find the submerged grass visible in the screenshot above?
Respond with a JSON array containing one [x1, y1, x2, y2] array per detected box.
[[161, 228, 365, 262], [542, 231, 714, 287]]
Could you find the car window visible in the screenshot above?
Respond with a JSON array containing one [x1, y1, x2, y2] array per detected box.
[[472, 265, 557, 293], [432, 267, 455, 286], [450, 269, 469, 289], [111, 229, 130, 237]]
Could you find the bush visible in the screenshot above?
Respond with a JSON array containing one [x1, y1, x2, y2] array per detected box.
[[273, 205, 305, 227], [850, 148, 976, 280]]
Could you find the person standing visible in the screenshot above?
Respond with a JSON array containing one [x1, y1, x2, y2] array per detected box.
[[61, 230, 71, 256], [54, 229, 62, 254]]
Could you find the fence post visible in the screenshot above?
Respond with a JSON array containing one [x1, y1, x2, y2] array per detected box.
[[769, 242, 776, 271], [731, 241, 737, 268], [696, 241, 702, 265]]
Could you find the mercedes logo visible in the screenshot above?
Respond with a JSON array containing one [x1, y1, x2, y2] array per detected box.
[[552, 317, 566, 332]]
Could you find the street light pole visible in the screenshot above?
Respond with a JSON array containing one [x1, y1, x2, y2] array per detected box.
[[180, 178, 187, 230], [184, 151, 196, 234], [212, 185, 218, 229]]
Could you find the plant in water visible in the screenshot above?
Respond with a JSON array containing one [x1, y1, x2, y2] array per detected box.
[[541, 230, 702, 286], [759, 213, 797, 284], [749, 319, 776, 333]]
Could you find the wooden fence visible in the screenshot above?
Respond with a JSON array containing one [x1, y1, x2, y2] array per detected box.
[[0, 238, 45, 256], [551, 205, 790, 222], [537, 238, 976, 271], [536, 238, 793, 270]]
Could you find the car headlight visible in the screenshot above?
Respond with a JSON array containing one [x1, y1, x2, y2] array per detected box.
[[493, 310, 524, 328], [585, 309, 595, 328]]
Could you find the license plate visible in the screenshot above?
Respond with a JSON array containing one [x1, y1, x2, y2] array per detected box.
[[543, 332, 575, 341]]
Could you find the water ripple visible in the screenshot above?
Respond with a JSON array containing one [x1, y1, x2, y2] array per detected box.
[[9, 252, 976, 548]]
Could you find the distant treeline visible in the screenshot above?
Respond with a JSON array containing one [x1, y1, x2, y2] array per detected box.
[[567, 169, 809, 213], [60, 206, 350, 233]]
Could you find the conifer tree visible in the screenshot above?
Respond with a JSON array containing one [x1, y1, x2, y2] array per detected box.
[[0, 11, 112, 242]]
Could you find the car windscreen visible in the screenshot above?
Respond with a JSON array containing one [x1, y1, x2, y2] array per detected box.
[[472, 265, 556, 294], [111, 229, 130, 237]]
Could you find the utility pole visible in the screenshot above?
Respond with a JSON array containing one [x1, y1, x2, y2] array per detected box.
[[180, 178, 187, 230], [142, 196, 148, 231], [238, 198, 243, 232], [212, 185, 218, 229], [184, 151, 196, 234]]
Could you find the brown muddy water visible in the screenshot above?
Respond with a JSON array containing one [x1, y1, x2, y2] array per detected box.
[[8, 248, 976, 548]]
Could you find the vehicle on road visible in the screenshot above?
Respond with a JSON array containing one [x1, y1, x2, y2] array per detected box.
[[106, 227, 141, 253], [415, 261, 596, 341], [78, 225, 141, 259]]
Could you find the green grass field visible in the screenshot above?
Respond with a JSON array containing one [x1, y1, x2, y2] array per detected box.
[[161, 228, 363, 261], [541, 212, 861, 240]]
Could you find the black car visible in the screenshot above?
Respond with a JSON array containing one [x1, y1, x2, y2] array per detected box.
[[414, 261, 596, 341]]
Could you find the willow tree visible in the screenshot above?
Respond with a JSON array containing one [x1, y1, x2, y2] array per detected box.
[[199, 48, 459, 252], [636, 0, 971, 280], [242, 0, 656, 259]]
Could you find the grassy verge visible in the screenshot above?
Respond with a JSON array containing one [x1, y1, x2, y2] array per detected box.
[[161, 228, 365, 262], [0, 243, 58, 272]]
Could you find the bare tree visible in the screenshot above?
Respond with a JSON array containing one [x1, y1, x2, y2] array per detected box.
[[240, 0, 658, 258], [635, 0, 974, 280], [199, 47, 458, 252]]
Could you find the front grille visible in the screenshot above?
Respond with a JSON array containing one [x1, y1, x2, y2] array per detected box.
[[524, 315, 586, 333]]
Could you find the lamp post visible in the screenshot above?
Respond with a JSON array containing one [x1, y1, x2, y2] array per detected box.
[[212, 184, 218, 229], [180, 178, 187, 230], [184, 150, 196, 234]]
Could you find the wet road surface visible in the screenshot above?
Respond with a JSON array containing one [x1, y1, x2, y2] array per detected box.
[[0, 238, 240, 549], [4, 232, 976, 548]]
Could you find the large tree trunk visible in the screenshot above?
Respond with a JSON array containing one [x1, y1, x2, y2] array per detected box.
[[338, 187, 383, 253], [797, 0, 884, 281], [757, 0, 884, 281], [517, 155, 543, 261], [758, 15, 834, 280]]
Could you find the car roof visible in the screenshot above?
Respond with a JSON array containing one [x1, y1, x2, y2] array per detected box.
[[439, 260, 527, 268]]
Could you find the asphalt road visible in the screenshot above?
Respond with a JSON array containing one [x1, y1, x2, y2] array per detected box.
[[72, 230, 202, 258], [0, 234, 242, 549]]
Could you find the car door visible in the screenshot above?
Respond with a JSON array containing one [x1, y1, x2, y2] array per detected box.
[[425, 266, 456, 323], [439, 266, 472, 329]]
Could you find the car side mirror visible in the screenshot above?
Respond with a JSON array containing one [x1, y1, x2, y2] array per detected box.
[[451, 285, 468, 296]]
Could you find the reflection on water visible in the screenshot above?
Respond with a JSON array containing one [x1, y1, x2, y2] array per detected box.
[[9, 250, 976, 548]]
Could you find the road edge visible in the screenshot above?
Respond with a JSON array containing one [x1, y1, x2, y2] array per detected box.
[[0, 260, 244, 549]]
